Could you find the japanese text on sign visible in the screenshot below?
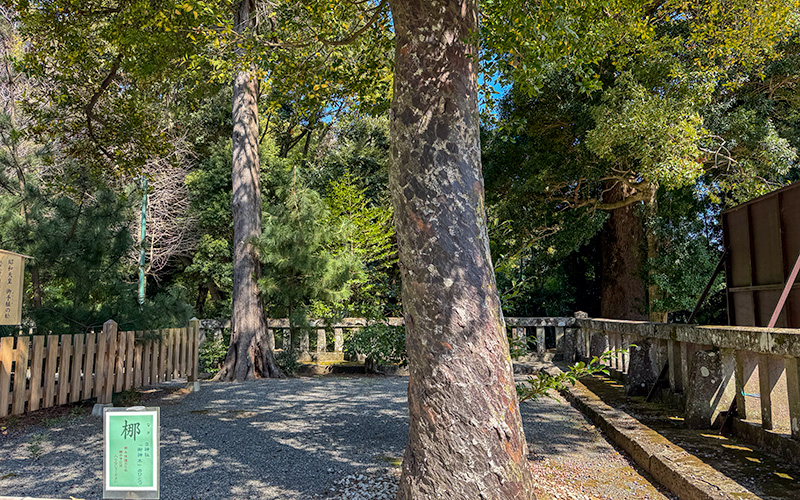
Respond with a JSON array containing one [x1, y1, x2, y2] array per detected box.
[[0, 250, 25, 326], [104, 408, 159, 498]]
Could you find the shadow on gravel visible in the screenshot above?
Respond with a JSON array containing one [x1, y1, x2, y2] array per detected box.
[[0, 377, 409, 500]]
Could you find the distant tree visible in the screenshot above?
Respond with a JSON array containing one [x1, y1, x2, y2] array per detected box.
[[215, 0, 285, 380], [257, 163, 364, 342], [485, 2, 800, 321], [325, 172, 398, 317]]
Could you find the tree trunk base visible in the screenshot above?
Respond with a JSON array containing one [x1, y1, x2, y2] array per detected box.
[[214, 335, 284, 381]]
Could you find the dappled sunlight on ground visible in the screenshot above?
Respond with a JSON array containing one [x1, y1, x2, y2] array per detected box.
[[0, 375, 674, 499], [520, 390, 676, 500], [0, 377, 409, 499]]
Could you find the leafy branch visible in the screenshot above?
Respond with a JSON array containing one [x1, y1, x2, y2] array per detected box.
[[516, 347, 630, 403]]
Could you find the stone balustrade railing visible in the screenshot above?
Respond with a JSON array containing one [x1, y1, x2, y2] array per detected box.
[[198, 318, 405, 363], [508, 316, 800, 450], [199, 314, 800, 448]]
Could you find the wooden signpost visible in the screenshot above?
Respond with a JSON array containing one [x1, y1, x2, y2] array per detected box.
[[0, 249, 28, 326]]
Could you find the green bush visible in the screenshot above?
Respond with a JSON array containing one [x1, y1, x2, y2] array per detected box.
[[199, 330, 230, 375], [507, 333, 530, 359], [346, 323, 406, 366], [275, 349, 301, 375]]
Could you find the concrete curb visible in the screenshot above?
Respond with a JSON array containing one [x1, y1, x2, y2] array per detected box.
[[556, 373, 762, 500]]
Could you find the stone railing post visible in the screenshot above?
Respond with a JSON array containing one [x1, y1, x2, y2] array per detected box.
[[685, 349, 736, 429], [334, 327, 344, 353], [299, 328, 311, 361], [536, 327, 545, 354], [317, 328, 326, 353], [562, 327, 577, 364], [667, 337, 683, 393], [786, 356, 800, 440], [758, 354, 773, 430]]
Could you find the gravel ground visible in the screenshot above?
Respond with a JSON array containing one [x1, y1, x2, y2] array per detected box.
[[0, 376, 672, 499]]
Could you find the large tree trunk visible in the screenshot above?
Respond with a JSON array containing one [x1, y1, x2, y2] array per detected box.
[[600, 182, 648, 320], [216, 0, 283, 381], [644, 187, 667, 322], [389, 0, 535, 498]]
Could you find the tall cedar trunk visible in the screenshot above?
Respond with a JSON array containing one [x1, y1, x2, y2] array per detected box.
[[216, 0, 283, 380], [389, 0, 536, 497], [645, 187, 667, 322], [600, 182, 647, 320]]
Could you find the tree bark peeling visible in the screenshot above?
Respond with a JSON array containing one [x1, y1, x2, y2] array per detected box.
[[389, 0, 535, 497]]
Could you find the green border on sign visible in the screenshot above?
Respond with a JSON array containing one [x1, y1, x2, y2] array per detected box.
[[103, 407, 160, 499]]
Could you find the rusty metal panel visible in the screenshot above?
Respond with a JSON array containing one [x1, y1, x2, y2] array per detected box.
[[731, 292, 756, 326], [725, 207, 752, 288], [750, 197, 783, 286], [723, 182, 800, 328], [781, 191, 800, 273], [759, 290, 786, 327], [789, 292, 800, 328]]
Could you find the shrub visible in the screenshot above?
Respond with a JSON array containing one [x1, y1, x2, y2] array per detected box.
[[199, 330, 230, 375], [347, 323, 406, 367], [275, 349, 301, 376], [516, 348, 629, 402]]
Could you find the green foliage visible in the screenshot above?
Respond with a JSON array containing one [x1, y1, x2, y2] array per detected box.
[[257, 162, 365, 327], [483, 79, 607, 315], [275, 349, 301, 376], [183, 137, 235, 317], [26, 431, 49, 460], [325, 172, 397, 317], [647, 187, 723, 317], [485, 3, 800, 318], [114, 388, 144, 407], [507, 333, 529, 360], [310, 115, 390, 200], [0, 170, 193, 333], [482, 0, 800, 103], [516, 348, 628, 403], [586, 73, 707, 189], [9, 0, 222, 179], [346, 323, 406, 367], [199, 330, 230, 375], [481, 0, 650, 101]]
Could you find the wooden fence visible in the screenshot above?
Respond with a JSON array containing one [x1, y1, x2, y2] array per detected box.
[[0, 319, 199, 417]]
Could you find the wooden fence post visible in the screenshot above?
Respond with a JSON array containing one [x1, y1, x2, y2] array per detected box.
[[11, 336, 30, 415], [0, 336, 14, 417], [189, 318, 200, 383], [83, 332, 96, 401], [29, 335, 45, 411], [43, 334, 59, 407], [99, 319, 118, 404]]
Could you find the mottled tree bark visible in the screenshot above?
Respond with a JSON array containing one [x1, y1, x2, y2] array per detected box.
[[216, 0, 283, 381], [600, 182, 648, 320], [389, 0, 535, 498]]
